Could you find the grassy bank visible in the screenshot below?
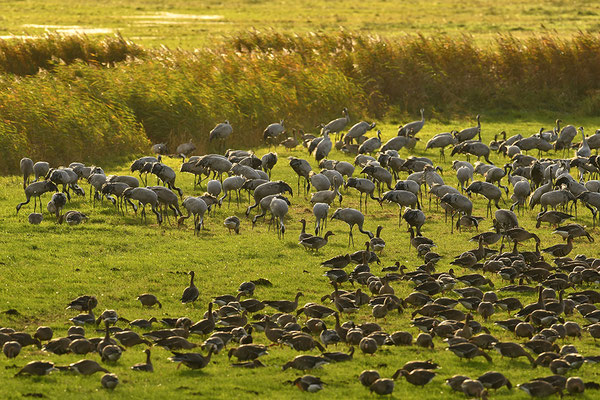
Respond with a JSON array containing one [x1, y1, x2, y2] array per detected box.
[[2, 31, 600, 174]]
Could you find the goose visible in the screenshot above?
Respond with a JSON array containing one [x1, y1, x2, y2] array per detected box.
[[129, 317, 158, 330], [181, 271, 199, 305], [101, 373, 119, 389], [114, 331, 151, 348], [322, 347, 354, 362], [169, 348, 214, 369], [34, 326, 53, 342], [137, 293, 162, 308], [3, 341, 21, 358], [282, 355, 329, 371], [542, 236, 574, 257], [299, 231, 334, 251], [227, 344, 268, 361], [293, 375, 324, 392], [15, 361, 56, 376], [493, 342, 535, 365], [518, 380, 563, 397], [536, 210, 573, 228], [369, 226, 385, 253], [359, 370, 381, 387], [264, 292, 303, 313], [392, 368, 436, 386], [65, 359, 109, 375], [447, 342, 492, 362], [369, 378, 395, 395]]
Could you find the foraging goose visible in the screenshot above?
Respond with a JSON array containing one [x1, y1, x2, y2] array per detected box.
[[114, 331, 151, 347], [227, 344, 268, 361], [129, 317, 158, 329], [169, 348, 214, 369], [101, 344, 123, 362], [131, 349, 153, 372], [101, 373, 119, 389], [65, 359, 109, 375], [392, 368, 436, 386], [552, 224, 594, 242], [156, 336, 197, 351], [181, 271, 199, 304], [461, 379, 486, 398], [322, 347, 354, 362], [67, 295, 98, 311], [369, 378, 395, 395], [34, 326, 53, 342], [478, 371, 512, 390], [190, 302, 215, 335], [293, 375, 324, 392], [359, 370, 381, 387], [96, 310, 118, 326], [447, 342, 492, 362], [231, 359, 265, 368], [282, 355, 329, 371], [518, 380, 563, 397], [137, 293, 162, 308], [15, 361, 56, 376], [493, 342, 535, 365], [3, 341, 21, 358], [68, 338, 94, 354]]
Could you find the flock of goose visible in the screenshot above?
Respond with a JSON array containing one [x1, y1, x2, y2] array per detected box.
[[8, 109, 600, 397]]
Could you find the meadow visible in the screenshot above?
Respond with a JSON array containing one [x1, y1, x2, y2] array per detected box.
[[1, 120, 600, 399], [1, 0, 600, 398]]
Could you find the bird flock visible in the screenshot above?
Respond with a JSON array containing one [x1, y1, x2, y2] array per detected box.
[[9, 109, 600, 397]]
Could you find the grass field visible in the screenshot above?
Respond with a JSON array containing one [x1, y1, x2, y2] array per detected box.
[[1, 119, 600, 398], [2, 0, 600, 47]]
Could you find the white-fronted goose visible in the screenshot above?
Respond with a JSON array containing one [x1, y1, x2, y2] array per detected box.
[[181, 271, 199, 305], [34, 326, 53, 342], [518, 380, 562, 397], [137, 293, 162, 308], [131, 349, 153, 372], [101, 373, 119, 389], [15, 360, 56, 376], [3, 341, 21, 358], [293, 375, 324, 392], [169, 348, 214, 369], [392, 368, 436, 386], [227, 344, 268, 361], [369, 378, 394, 395], [282, 355, 329, 370], [264, 292, 303, 313], [65, 359, 109, 375], [299, 231, 335, 251]]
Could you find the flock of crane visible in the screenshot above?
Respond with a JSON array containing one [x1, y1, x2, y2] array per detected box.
[[8, 108, 600, 397]]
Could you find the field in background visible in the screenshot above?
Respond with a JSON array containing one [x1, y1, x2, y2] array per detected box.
[[2, 0, 600, 47], [1, 123, 600, 399]]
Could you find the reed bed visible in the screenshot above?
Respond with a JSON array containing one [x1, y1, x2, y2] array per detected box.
[[2, 31, 600, 173]]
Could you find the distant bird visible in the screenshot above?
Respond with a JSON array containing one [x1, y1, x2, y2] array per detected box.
[[16, 181, 59, 214], [176, 140, 196, 160], [322, 108, 350, 137], [152, 143, 168, 156], [28, 213, 43, 225], [131, 349, 153, 372], [455, 115, 481, 142], [137, 293, 162, 308], [101, 373, 119, 389], [263, 119, 285, 145], [181, 271, 199, 305], [20, 157, 34, 189], [209, 120, 233, 144], [331, 208, 373, 246], [398, 108, 425, 137]]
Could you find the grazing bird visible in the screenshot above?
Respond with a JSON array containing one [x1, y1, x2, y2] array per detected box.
[[293, 375, 324, 392], [169, 349, 214, 370], [224, 215, 241, 234], [181, 271, 199, 305], [330, 208, 373, 246], [542, 236, 574, 257], [28, 212, 43, 225], [101, 373, 119, 390], [131, 349, 153, 372], [16, 181, 59, 214], [20, 158, 34, 189], [263, 120, 285, 145], [15, 361, 56, 377], [176, 140, 196, 160], [209, 120, 233, 144], [398, 108, 425, 136], [137, 293, 162, 308], [322, 108, 350, 138]]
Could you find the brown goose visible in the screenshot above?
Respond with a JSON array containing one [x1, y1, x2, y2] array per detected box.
[[227, 344, 268, 361], [69, 338, 94, 354], [293, 375, 324, 392], [369, 378, 395, 395], [131, 349, 153, 372], [190, 303, 215, 334], [101, 373, 119, 389], [446, 375, 470, 392], [137, 293, 162, 308], [65, 359, 109, 375], [181, 271, 199, 304], [15, 360, 56, 376], [169, 348, 214, 369], [493, 342, 535, 366], [34, 326, 53, 342], [478, 371, 512, 390], [461, 379, 486, 397], [282, 355, 329, 370], [67, 295, 98, 311], [359, 337, 378, 355], [42, 337, 71, 355], [299, 231, 335, 251], [542, 236, 574, 257], [156, 336, 197, 351], [392, 368, 436, 386], [447, 342, 492, 362], [231, 359, 265, 368], [322, 346, 354, 362], [299, 218, 313, 242], [101, 344, 123, 362], [518, 380, 562, 397], [359, 370, 381, 387], [264, 292, 303, 313], [114, 330, 151, 347], [3, 341, 21, 358]]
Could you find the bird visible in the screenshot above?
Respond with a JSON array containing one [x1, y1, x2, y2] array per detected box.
[[299, 231, 335, 251], [293, 375, 324, 392], [224, 216, 241, 234], [181, 271, 199, 305], [542, 236, 574, 257], [398, 108, 425, 136], [169, 349, 214, 369], [101, 373, 119, 389], [131, 349, 153, 372], [331, 208, 373, 246], [15, 361, 57, 376], [137, 293, 162, 308], [209, 120, 233, 143]]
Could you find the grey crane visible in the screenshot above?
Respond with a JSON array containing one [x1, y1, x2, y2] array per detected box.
[[263, 119, 285, 146], [358, 130, 382, 154], [179, 197, 208, 233], [195, 155, 233, 182], [321, 169, 344, 191], [270, 196, 289, 239], [310, 186, 342, 205], [314, 131, 332, 162], [360, 165, 393, 194], [451, 141, 493, 164], [176, 140, 196, 160], [33, 161, 50, 182], [251, 194, 289, 226], [323, 108, 350, 138], [149, 186, 182, 223], [150, 163, 183, 198], [151, 143, 168, 156], [381, 190, 420, 226], [540, 189, 575, 213], [48, 192, 67, 219], [230, 163, 261, 180], [576, 127, 591, 158], [403, 207, 426, 235], [102, 182, 131, 214], [246, 180, 292, 216], [20, 158, 34, 189], [123, 187, 162, 225], [345, 177, 379, 213], [261, 152, 278, 177], [130, 156, 159, 185], [586, 129, 600, 151], [313, 202, 330, 236], [576, 191, 600, 227], [529, 180, 552, 209], [224, 215, 240, 234], [510, 180, 531, 215], [220, 175, 246, 207], [288, 156, 312, 194], [345, 121, 376, 144], [455, 115, 481, 142], [381, 135, 418, 152], [494, 209, 519, 231], [333, 160, 355, 178], [484, 165, 509, 194], [440, 193, 473, 233], [456, 166, 473, 191], [425, 132, 458, 161], [241, 178, 268, 204], [47, 168, 80, 201], [554, 121, 577, 153], [398, 108, 425, 136], [330, 207, 373, 246], [206, 180, 222, 197], [16, 181, 59, 214], [465, 181, 503, 217], [181, 159, 208, 189], [310, 172, 332, 192], [209, 120, 233, 147]]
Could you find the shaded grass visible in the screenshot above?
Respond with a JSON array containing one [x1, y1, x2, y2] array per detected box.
[[1, 119, 600, 398]]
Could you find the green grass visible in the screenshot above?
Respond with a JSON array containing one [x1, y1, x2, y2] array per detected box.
[[1, 0, 600, 48], [1, 119, 600, 398]]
